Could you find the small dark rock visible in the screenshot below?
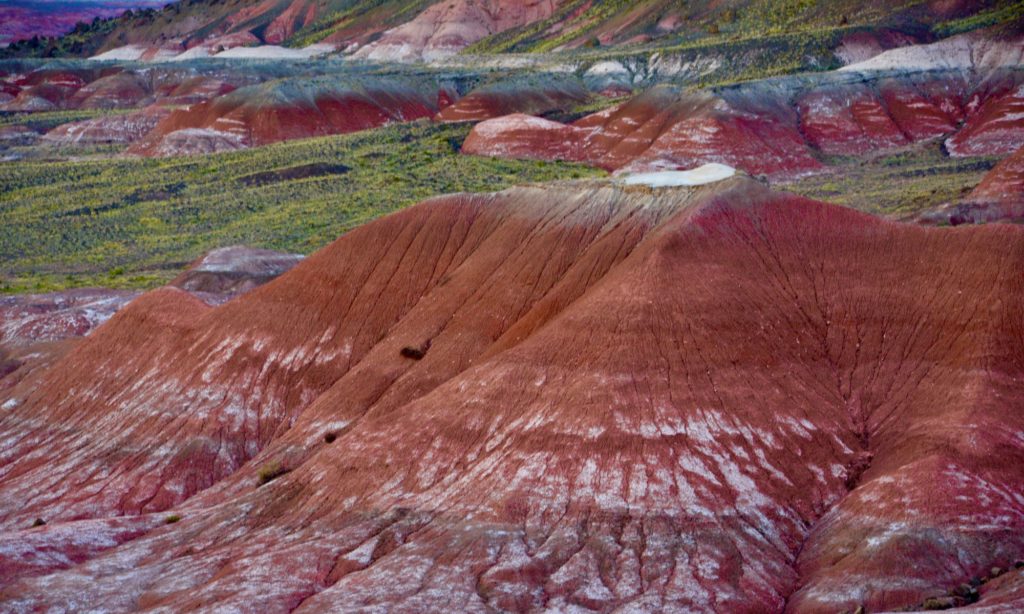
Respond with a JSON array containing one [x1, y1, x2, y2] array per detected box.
[[400, 340, 431, 360]]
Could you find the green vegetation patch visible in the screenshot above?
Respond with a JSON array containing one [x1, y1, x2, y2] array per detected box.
[[933, 0, 1024, 37], [0, 108, 134, 132], [0, 121, 603, 293], [783, 143, 998, 219]]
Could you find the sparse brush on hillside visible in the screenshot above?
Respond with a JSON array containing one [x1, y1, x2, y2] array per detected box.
[[0, 16, 120, 59], [0, 121, 603, 293], [784, 143, 1001, 218], [5, 0, 1018, 60]]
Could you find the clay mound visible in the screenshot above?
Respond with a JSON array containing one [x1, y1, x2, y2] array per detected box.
[[128, 77, 446, 157], [839, 30, 1024, 74], [0, 67, 105, 111], [436, 78, 590, 123], [945, 78, 1024, 157], [68, 71, 154, 109], [465, 85, 823, 178], [0, 65, 250, 117], [354, 0, 562, 62], [465, 66, 1024, 181], [154, 75, 239, 106], [171, 245, 304, 297], [0, 178, 1022, 612], [43, 105, 172, 145]]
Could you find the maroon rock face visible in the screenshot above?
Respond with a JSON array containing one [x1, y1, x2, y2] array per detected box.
[[0, 178, 1021, 612]]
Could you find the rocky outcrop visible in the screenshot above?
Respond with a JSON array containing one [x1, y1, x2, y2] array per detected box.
[[0, 178, 1022, 612]]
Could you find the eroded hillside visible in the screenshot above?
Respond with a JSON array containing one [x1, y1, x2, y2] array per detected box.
[[1, 177, 1022, 612]]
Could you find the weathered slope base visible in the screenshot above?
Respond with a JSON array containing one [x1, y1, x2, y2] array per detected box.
[[0, 179, 1022, 613]]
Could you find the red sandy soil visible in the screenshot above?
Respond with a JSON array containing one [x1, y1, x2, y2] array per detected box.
[[0, 178, 1021, 612]]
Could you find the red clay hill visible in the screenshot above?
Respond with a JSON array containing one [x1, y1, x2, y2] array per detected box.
[[127, 76, 454, 156], [0, 175, 1022, 612], [463, 32, 1024, 184]]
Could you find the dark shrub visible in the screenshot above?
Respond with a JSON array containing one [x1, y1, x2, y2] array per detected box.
[[257, 461, 289, 486]]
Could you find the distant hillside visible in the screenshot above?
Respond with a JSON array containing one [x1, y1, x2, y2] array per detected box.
[[3, 0, 1022, 61], [0, 0, 169, 48]]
